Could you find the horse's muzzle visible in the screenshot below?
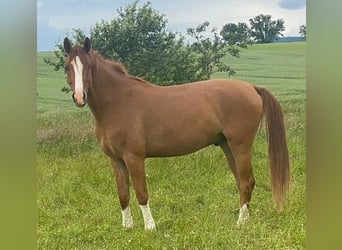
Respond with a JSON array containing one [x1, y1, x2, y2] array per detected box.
[[72, 91, 87, 107]]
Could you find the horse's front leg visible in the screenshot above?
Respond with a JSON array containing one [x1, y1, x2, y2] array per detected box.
[[110, 157, 133, 228], [123, 154, 156, 230]]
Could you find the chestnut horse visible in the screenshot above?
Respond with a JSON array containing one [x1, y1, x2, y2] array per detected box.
[[63, 37, 289, 230]]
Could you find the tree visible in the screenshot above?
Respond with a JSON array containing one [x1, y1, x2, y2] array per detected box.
[[187, 21, 238, 80], [299, 24, 306, 40], [220, 22, 252, 48], [249, 14, 285, 43], [92, 1, 167, 79], [90, 1, 201, 85]]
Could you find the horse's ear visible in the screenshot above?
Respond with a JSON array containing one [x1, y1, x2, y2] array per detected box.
[[83, 37, 91, 53], [63, 37, 72, 54]]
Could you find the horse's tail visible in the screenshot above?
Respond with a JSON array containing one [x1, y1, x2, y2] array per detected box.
[[254, 86, 290, 209]]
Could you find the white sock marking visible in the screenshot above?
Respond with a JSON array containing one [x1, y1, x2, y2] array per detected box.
[[70, 56, 84, 104], [122, 206, 134, 228], [237, 203, 249, 225], [139, 202, 156, 230]]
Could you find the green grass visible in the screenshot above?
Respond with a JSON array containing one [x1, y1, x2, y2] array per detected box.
[[37, 42, 306, 249]]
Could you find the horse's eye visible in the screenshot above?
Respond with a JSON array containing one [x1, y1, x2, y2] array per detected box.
[[64, 65, 69, 71]]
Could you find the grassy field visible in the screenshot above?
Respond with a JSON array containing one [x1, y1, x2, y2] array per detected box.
[[37, 42, 306, 249]]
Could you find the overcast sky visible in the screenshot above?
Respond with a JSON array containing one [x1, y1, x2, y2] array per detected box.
[[37, 0, 306, 51]]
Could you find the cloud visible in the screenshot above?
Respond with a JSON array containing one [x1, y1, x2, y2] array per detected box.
[[278, 0, 306, 10], [162, 0, 279, 31]]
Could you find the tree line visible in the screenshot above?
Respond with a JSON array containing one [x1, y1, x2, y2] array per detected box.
[[45, 1, 305, 87]]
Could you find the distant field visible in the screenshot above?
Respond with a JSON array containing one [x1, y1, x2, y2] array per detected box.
[[37, 42, 306, 249]]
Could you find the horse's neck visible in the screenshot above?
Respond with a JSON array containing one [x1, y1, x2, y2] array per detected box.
[[87, 66, 128, 122]]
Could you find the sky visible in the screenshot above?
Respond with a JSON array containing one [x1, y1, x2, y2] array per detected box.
[[37, 0, 306, 51]]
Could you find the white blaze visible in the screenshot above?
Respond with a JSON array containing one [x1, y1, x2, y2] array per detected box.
[[70, 56, 84, 104]]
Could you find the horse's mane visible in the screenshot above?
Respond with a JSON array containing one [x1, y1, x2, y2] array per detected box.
[[89, 50, 127, 75], [89, 50, 147, 83]]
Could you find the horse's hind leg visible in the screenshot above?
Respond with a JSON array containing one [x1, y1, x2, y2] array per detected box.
[[220, 141, 254, 224], [219, 141, 239, 188], [229, 141, 255, 225], [110, 157, 133, 228]]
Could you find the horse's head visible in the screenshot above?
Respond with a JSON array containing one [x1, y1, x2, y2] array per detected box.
[[63, 37, 92, 107]]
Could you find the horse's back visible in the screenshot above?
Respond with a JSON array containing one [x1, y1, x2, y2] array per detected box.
[[161, 78, 263, 124], [160, 78, 262, 105]]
